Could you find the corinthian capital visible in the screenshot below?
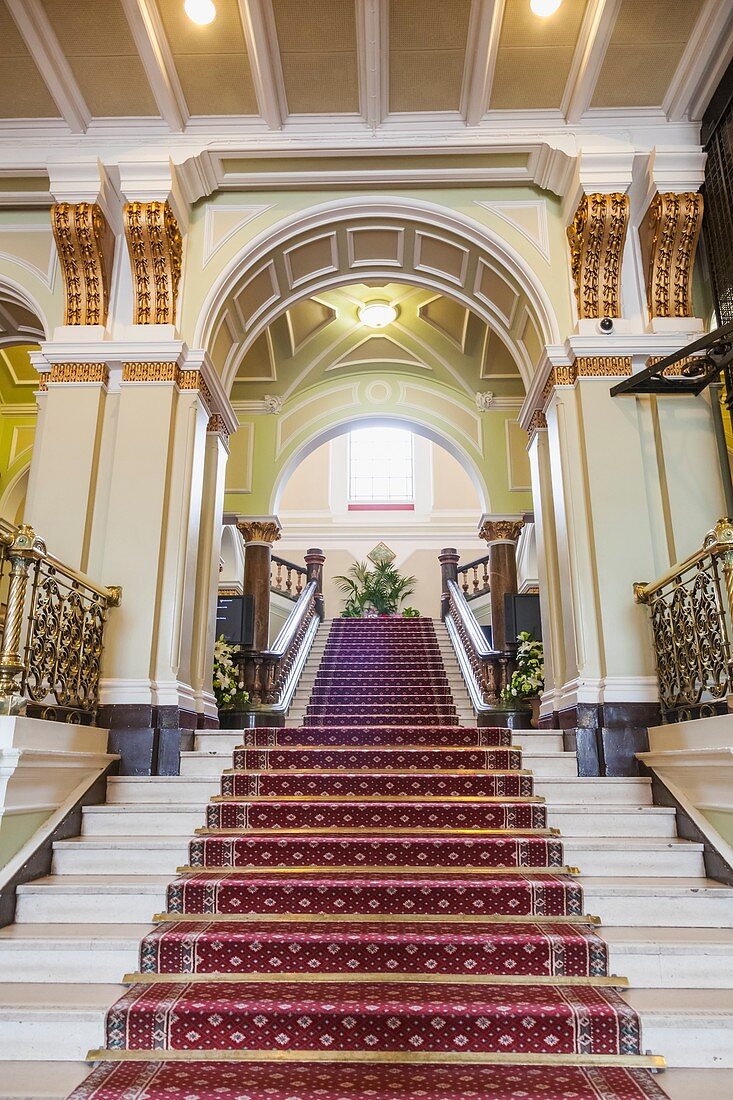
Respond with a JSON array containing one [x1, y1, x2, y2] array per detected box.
[[237, 516, 282, 545], [479, 516, 525, 544]]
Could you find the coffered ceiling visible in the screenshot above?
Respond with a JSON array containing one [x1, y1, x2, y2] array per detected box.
[[230, 283, 525, 403], [0, 0, 728, 132]]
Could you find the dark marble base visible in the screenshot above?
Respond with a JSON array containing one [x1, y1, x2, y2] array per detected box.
[[553, 701, 660, 777], [478, 706, 533, 731], [97, 704, 199, 776]]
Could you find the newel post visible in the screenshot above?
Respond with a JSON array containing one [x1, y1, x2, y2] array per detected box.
[[438, 548, 460, 621], [304, 548, 326, 620]]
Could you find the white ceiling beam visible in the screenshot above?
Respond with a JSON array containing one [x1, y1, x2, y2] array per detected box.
[[238, 0, 287, 130], [461, 0, 504, 125], [356, 0, 388, 130], [119, 0, 188, 132], [562, 0, 621, 124], [5, 0, 90, 134], [665, 0, 733, 123]]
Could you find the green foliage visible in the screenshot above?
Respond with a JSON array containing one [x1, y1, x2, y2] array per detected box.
[[502, 631, 545, 702], [213, 635, 250, 711], [334, 559, 417, 617], [402, 606, 421, 618]]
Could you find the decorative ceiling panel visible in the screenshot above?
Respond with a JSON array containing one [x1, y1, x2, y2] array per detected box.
[[0, 7, 61, 118], [41, 0, 158, 116], [591, 0, 704, 108], [157, 0, 258, 115], [272, 0, 359, 114], [389, 0, 471, 112], [491, 0, 588, 110]]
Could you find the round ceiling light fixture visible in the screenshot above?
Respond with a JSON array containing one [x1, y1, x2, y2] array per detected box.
[[358, 301, 398, 328], [530, 0, 562, 15], [184, 0, 216, 25]]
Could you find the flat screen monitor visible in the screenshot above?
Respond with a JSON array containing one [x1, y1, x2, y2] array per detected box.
[[504, 593, 542, 643], [216, 595, 254, 646]]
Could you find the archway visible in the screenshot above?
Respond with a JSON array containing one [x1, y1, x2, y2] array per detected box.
[[193, 196, 560, 394]]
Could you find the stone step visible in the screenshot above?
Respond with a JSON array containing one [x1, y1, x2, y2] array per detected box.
[[102, 774, 651, 805], [0, 1063, 731, 1099], [0, 981, 731, 1067], [13, 874, 733, 927], [190, 730, 566, 758], [48, 835, 706, 878], [3, 923, 733, 989]]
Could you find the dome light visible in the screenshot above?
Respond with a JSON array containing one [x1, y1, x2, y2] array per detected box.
[[530, 0, 562, 15], [184, 0, 216, 25], [358, 301, 398, 328]]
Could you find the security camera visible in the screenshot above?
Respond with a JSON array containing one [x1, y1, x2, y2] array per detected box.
[[599, 317, 614, 334]]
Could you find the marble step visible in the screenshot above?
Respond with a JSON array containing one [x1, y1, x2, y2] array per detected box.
[[49, 835, 706, 878], [1, 1063, 732, 1100], [0, 982, 731, 1067], [102, 774, 652, 805], [80, 801, 677, 839], [187, 731, 567, 761], [3, 923, 733, 989], [13, 874, 733, 927]]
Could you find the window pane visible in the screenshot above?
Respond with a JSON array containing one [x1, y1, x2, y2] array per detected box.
[[348, 426, 415, 503]]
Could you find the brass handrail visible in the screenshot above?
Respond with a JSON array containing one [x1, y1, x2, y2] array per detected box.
[[635, 517, 733, 721], [445, 579, 514, 708], [0, 521, 121, 723]]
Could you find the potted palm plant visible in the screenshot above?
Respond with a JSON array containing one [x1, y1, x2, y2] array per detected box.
[[335, 559, 417, 617]]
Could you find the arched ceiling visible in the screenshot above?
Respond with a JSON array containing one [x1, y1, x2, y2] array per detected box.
[[229, 282, 525, 403]]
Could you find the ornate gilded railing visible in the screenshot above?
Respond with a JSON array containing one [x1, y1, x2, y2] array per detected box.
[[239, 579, 321, 708], [444, 579, 514, 711], [635, 518, 733, 721], [270, 554, 307, 601], [457, 553, 491, 601], [0, 521, 121, 723]]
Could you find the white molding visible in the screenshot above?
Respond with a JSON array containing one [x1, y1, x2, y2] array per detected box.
[[356, 0, 388, 130], [238, 0, 287, 130], [461, 0, 504, 126], [5, 0, 91, 134], [665, 0, 733, 123], [202, 203, 276, 266], [562, 0, 621, 124], [119, 0, 189, 132]]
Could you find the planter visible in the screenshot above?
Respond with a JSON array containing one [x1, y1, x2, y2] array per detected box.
[[218, 709, 255, 729], [481, 702, 533, 730]]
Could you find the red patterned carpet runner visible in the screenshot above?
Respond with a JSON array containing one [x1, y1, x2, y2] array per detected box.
[[70, 618, 669, 1099]]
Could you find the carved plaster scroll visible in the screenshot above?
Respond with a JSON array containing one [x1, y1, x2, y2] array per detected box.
[[123, 201, 183, 325], [639, 192, 703, 318], [51, 202, 114, 326], [566, 193, 630, 319]]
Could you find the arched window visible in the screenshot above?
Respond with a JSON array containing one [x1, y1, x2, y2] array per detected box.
[[348, 426, 414, 510]]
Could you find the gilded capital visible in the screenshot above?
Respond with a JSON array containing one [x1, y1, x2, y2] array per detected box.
[[480, 518, 525, 544], [639, 192, 703, 319], [237, 520, 282, 545], [123, 201, 183, 325], [567, 192, 629, 319], [51, 202, 114, 326]]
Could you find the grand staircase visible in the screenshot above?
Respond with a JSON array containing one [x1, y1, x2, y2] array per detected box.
[[1, 618, 732, 1098]]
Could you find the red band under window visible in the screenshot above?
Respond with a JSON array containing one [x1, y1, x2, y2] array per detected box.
[[348, 503, 415, 511]]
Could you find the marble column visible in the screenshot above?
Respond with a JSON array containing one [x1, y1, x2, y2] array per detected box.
[[238, 517, 282, 651], [478, 517, 524, 652]]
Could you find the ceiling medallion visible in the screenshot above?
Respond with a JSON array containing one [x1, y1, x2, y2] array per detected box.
[[358, 302, 398, 328], [367, 542, 397, 566], [184, 0, 216, 26]]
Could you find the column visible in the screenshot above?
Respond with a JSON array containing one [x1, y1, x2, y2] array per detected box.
[[238, 517, 282, 651], [477, 517, 524, 652]]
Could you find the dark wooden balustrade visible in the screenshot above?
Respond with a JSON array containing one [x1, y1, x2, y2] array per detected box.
[[457, 553, 491, 601], [270, 554, 307, 601], [444, 579, 515, 710]]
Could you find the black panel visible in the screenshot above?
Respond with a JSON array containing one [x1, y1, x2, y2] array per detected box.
[[216, 595, 255, 645], [504, 593, 542, 642]]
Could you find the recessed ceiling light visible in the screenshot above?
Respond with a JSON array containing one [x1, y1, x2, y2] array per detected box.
[[530, 0, 562, 15], [358, 301, 398, 328], [184, 0, 216, 25]]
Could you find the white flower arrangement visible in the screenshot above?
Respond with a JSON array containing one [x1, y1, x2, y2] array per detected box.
[[502, 631, 545, 702], [213, 635, 249, 711]]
